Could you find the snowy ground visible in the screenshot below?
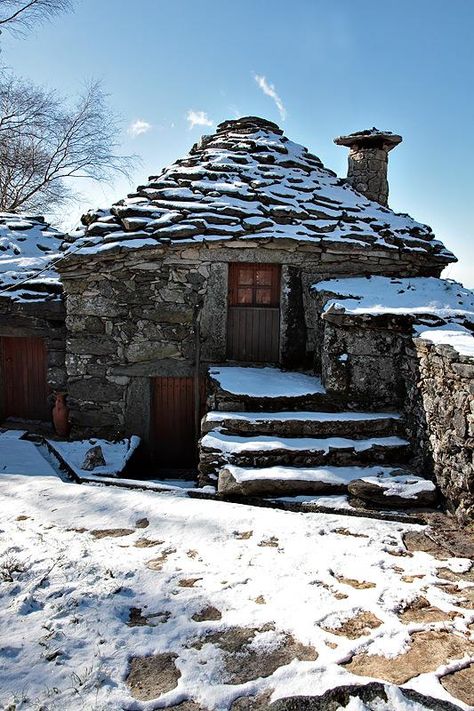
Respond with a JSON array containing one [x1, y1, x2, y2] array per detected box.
[[1, 469, 473, 710]]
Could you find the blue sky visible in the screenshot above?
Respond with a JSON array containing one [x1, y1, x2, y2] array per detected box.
[[3, 0, 473, 284]]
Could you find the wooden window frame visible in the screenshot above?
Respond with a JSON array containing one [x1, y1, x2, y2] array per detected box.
[[228, 263, 281, 308]]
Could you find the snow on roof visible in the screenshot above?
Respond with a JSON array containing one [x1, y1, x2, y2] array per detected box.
[[313, 275, 474, 358], [64, 116, 454, 266], [0, 213, 63, 302]]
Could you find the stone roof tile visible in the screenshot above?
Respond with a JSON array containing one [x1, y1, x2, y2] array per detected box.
[[65, 116, 455, 267]]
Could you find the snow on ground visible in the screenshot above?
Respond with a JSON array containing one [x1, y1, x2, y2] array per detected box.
[[208, 366, 325, 397], [49, 436, 141, 478], [0, 436, 58, 478], [1, 468, 473, 710]]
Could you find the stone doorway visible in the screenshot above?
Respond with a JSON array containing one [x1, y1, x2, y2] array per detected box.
[[227, 263, 281, 363]]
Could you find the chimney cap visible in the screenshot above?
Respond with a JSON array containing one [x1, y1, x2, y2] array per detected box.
[[334, 128, 402, 152]]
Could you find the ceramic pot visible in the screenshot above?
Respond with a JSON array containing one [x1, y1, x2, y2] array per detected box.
[[52, 392, 70, 437]]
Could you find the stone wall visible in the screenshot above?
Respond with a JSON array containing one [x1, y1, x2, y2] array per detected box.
[[60, 237, 431, 444], [310, 287, 413, 409], [58, 237, 467, 462], [408, 338, 474, 522], [319, 314, 410, 409]]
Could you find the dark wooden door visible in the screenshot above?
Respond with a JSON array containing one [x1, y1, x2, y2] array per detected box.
[[151, 376, 205, 469], [227, 263, 281, 363], [0, 336, 50, 421]]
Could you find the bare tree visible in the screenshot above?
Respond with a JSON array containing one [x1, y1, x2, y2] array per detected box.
[[0, 74, 136, 213], [0, 0, 71, 35]]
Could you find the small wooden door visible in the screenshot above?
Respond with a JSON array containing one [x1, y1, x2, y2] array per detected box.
[[0, 336, 50, 421], [227, 263, 281, 363], [151, 376, 205, 469]]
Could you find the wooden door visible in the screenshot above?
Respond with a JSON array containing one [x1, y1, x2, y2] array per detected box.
[[151, 376, 206, 469], [227, 263, 281, 363], [0, 336, 50, 422]]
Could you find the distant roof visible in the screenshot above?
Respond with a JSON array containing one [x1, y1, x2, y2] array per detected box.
[[0, 213, 63, 302], [65, 116, 455, 268]]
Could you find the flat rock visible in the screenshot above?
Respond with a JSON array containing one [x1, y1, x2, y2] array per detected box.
[[398, 596, 456, 624], [231, 690, 274, 710], [321, 610, 382, 639], [219, 466, 344, 497], [218, 465, 404, 498], [348, 472, 437, 508], [126, 653, 180, 701], [440, 663, 474, 707], [344, 630, 474, 685], [191, 626, 317, 685], [269, 682, 464, 710], [192, 605, 222, 622]]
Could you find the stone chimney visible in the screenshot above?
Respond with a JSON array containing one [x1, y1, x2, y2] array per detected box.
[[334, 128, 402, 207]]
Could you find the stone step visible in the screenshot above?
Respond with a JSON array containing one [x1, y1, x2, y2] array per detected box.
[[208, 365, 343, 412], [199, 431, 411, 480], [202, 410, 404, 439], [217, 465, 436, 510], [218, 464, 408, 497]]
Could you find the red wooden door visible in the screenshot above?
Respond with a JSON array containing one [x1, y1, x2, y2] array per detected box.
[[1, 336, 50, 421], [227, 263, 281, 363], [151, 376, 206, 469]]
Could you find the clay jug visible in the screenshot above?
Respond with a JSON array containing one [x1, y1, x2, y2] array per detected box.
[[52, 392, 70, 438]]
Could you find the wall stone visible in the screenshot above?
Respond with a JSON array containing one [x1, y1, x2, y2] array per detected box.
[[408, 338, 474, 522]]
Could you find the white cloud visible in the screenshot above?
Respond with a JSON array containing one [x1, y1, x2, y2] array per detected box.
[[253, 74, 287, 121], [186, 110, 213, 130], [127, 119, 152, 138]]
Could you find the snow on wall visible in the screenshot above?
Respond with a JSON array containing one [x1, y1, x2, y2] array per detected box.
[[313, 276, 474, 321]]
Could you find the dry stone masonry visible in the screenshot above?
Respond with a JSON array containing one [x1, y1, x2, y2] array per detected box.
[[334, 128, 403, 207], [413, 337, 474, 522]]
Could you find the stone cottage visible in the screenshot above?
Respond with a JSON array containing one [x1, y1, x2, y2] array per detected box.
[[1, 116, 473, 519]]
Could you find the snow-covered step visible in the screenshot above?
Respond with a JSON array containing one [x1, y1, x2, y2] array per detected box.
[[347, 472, 437, 509], [218, 464, 409, 497], [202, 410, 403, 438], [199, 431, 410, 479], [208, 365, 341, 412]]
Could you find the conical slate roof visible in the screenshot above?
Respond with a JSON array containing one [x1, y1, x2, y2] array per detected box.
[[0, 213, 63, 301], [72, 116, 454, 267]]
